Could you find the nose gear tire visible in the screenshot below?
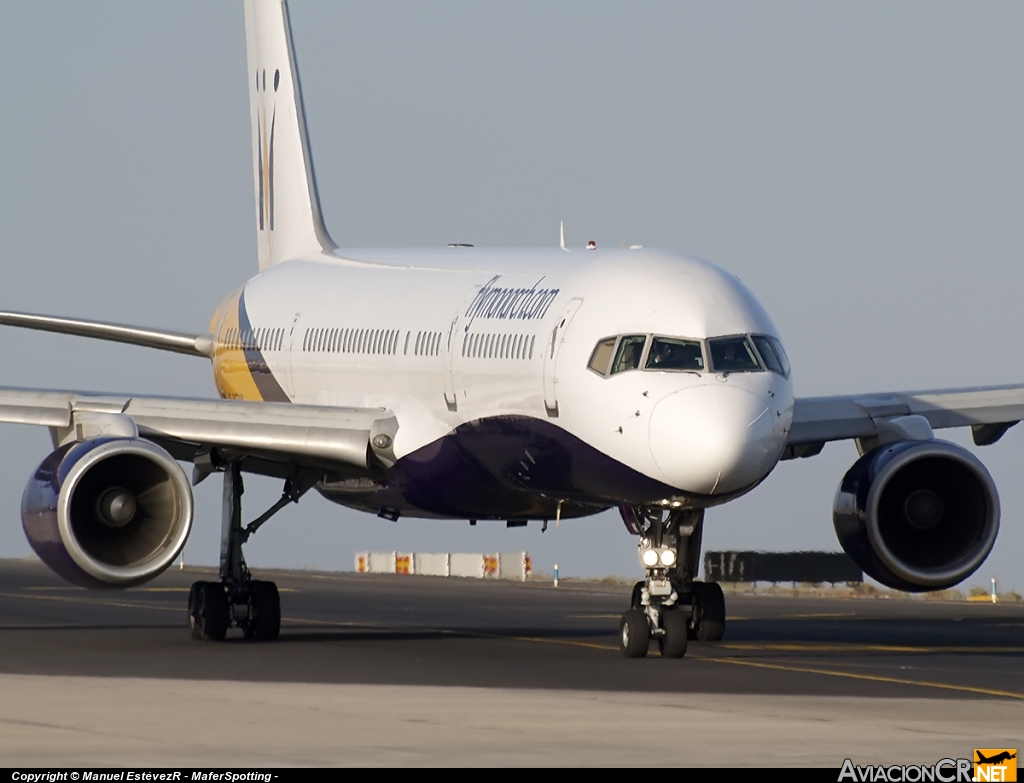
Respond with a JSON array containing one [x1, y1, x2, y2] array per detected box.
[[620, 608, 650, 658], [658, 607, 688, 658]]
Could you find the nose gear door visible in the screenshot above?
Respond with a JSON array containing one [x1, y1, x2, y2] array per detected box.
[[543, 298, 583, 417]]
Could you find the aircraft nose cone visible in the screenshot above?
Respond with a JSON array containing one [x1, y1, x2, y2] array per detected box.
[[649, 384, 780, 495]]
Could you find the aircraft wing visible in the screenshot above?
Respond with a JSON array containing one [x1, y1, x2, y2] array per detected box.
[[0, 310, 214, 357], [785, 385, 1024, 459], [0, 386, 399, 477]]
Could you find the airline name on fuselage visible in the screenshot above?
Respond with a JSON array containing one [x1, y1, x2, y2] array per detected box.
[[463, 275, 560, 333]]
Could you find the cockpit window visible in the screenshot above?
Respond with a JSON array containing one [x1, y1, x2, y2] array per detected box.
[[769, 336, 790, 377], [588, 337, 617, 375], [751, 335, 785, 376], [645, 337, 704, 372], [610, 335, 647, 375], [709, 336, 762, 373]]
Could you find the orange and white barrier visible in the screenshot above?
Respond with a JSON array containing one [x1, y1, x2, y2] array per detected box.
[[353, 552, 532, 581]]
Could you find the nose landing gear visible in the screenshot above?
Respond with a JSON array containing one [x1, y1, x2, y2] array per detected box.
[[618, 505, 725, 658]]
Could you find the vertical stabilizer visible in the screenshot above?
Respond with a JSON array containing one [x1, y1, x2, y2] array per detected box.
[[244, 0, 335, 270]]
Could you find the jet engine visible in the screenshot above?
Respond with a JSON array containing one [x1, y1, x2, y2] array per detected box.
[[22, 438, 193, 589], [833, 439, 999, 591]]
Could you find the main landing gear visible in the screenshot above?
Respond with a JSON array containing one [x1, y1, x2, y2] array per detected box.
[[617, 506, 726, 659], [188, 462, 315, 642]]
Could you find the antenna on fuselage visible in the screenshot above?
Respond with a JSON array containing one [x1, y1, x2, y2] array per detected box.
[[559, 220, 568, 252]]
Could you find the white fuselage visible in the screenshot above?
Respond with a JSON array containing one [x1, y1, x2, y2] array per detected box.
[[211, 245, 794, 519]]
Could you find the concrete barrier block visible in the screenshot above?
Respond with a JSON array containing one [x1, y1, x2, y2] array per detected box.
[[355, 551, 531, 580], [498, 552, 528, 581], [450, 553, 484, 578], [414, 553, 450, 577], [368, 551, 396, 574]]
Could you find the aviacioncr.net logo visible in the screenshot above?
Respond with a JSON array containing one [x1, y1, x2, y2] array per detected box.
[[974, 749, 1017, 782], [839, 758, 973, 782]]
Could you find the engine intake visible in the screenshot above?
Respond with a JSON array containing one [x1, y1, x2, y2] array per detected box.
[[833, 439, 999, 591], [22, 438, 193, 588]]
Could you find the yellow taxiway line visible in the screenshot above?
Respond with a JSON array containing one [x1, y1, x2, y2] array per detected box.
[[706, 657, 1024, 701]]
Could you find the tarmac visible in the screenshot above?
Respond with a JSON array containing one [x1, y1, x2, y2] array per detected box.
[[1, 559, 1021, 766]]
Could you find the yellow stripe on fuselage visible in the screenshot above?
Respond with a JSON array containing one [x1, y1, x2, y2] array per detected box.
[[209, 288, 264, 401]]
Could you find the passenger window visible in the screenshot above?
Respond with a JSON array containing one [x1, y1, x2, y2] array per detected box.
[[645, 337, 704, 372], [588, 337, 617, 375], [611, 335, 647, 375], [709, 336, 762, 373], [751, 335, 785, 376]]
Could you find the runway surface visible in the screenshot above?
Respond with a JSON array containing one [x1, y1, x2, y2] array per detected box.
[[1, 558, 1022, 765]]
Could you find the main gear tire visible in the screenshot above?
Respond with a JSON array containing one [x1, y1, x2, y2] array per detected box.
[[244, 580, 281, 641], [197, 581, 229, 642], [188, 581, 208, 641], [691, 581, 725, 642]]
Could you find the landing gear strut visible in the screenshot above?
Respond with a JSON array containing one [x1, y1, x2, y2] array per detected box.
[[617, 506, 725, 658], [188, 462, 316, 642]]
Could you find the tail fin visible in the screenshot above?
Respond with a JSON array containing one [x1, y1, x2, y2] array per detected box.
[[244, 0, 335, 270]]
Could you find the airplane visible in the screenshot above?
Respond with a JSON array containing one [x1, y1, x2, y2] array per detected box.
[[1, 0, 1021, 658], [976, 752, 1017, 765]]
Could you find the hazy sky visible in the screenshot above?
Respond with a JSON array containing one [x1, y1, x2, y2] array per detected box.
[[0, 1, 1022, 590]]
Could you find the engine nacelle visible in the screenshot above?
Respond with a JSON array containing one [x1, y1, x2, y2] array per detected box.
[[833, 439, 999, 591], [22, 438, 194, 589]]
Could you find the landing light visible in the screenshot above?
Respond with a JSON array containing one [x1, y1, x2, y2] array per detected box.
[[660, 550, 676, 567], [642, 549, 660, 567]]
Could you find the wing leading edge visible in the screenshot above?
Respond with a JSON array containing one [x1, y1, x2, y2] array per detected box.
[[785, 385, 1024, 459], [0, 386, 398, 477]]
